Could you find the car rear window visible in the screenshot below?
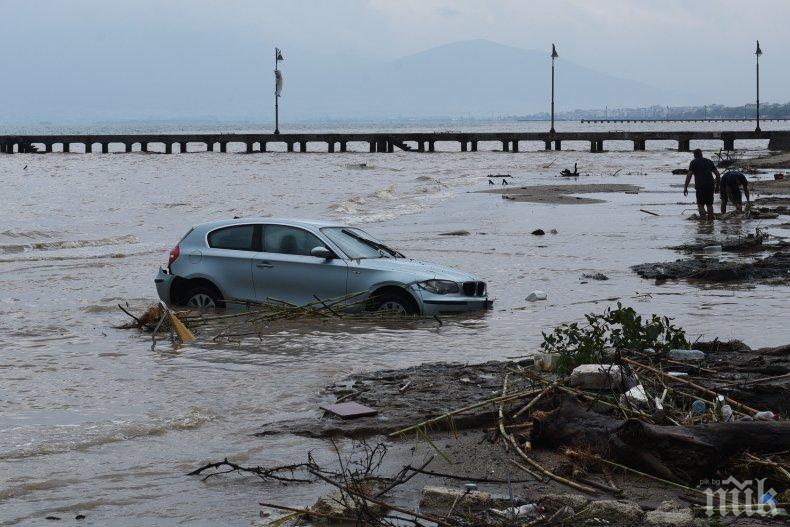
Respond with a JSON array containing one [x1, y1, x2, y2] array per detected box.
[[208, 225, 255, 251], [263, 225, 325, 257]]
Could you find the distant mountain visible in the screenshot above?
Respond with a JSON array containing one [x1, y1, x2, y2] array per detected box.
[[314, 39, 692, 119], [0, 38, 695, 124]]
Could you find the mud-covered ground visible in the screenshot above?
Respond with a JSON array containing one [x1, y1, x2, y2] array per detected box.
[[252, 341, 789, 526]]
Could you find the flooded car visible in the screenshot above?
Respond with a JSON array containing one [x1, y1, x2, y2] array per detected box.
[[155, 218, 491, 315]]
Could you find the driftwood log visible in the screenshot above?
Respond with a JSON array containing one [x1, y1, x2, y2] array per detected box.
[[530, 396, 790, 484]]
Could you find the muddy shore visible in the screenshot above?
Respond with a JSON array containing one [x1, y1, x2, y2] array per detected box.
[[248, 340, 789, 526], [481, 183, 642, 204]]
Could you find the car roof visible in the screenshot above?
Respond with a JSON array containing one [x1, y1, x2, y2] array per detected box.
[[193, 217, 347, 232]]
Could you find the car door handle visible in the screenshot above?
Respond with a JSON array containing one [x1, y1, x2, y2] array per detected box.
[[256, 261, 273, 269]]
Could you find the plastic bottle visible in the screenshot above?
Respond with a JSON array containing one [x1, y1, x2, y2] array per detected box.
[[691, 399, 707, 414], [526, 291, 547, 302], [720, 404, 733, 422], [754, 411, 776, 421]]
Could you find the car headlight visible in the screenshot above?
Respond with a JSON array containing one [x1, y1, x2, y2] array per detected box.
[[417, 279, 459, 294]]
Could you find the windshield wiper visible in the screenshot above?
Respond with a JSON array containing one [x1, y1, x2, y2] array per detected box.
[[342, 229, 404, 258]]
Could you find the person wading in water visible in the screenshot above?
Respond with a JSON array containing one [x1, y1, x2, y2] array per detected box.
[[683, 148, 721, 221]]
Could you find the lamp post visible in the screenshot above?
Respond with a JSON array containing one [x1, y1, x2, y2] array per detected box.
[[755, 40, 762, 133], [550, 44, 558, 134], [274, 48, 284, 134]]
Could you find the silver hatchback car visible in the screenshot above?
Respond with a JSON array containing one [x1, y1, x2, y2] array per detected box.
[[155, 218, 491, 315]]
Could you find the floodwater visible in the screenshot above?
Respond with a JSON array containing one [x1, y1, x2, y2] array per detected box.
[[1, 121, 788, 525]]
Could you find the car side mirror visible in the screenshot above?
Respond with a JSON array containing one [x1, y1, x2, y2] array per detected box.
[[311, 246, 332, 259]]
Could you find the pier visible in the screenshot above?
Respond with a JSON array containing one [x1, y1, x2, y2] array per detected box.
[[1, 130, 788, 154]]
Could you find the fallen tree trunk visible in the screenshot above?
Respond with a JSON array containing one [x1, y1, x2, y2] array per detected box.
[[530, 396, 790, 484]]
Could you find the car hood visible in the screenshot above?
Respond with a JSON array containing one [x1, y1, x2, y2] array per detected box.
[[351, 257, 480, 283]]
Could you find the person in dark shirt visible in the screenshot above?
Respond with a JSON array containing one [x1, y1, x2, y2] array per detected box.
[[719, 170, 750, 213], [683, 149, 721, 221]]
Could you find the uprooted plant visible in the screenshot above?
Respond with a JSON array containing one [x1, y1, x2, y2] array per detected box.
[[540, 303, 689, 374]]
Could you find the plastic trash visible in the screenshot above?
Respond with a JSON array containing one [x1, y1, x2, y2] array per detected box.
[[491, 504, 543, 518], [754, 411, 777, 421], [703, 245, 722, 254], [533, 353, 561, 372], [667, 349, 706, 361], [526, 291, 547, 302], [691, 399, 707, 414], [569, 364, 623, 390], [720, 404, 733, 422]]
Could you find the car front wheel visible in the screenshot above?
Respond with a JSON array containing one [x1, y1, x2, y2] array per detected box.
[[183, 285, 222, 309], [369, 292, 418, 316]]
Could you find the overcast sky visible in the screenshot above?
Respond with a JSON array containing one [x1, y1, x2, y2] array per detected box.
[[1, 0, 787, 122]]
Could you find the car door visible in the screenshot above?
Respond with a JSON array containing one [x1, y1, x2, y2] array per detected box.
[[203, 224, 258, 302], [252, 224, 349, 305]]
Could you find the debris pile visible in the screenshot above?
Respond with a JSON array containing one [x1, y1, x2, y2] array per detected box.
[[119, 292, 426, 344], [191, 304, 788, 526]]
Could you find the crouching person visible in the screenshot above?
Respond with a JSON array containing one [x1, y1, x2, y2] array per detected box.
[[720, 170, 750, 213]]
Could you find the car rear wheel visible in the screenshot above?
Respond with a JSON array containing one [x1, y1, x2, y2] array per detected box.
[[369, 292, 418, 316], [183, 285, 222, 309]]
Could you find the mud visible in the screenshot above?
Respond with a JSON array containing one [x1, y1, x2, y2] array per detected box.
[[631, 252, 790, 282], [737, 152, 790, 169], [256, 360, 516, 438], [668, 232, 767, 253], [482, 183, 642, 204]]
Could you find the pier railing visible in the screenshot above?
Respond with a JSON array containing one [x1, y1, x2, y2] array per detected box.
[[1, 130, 788, 154]]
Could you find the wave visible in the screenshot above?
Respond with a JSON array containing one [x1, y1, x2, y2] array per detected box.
[[0, 408, 214, 461], [0, 234, 139, 255]]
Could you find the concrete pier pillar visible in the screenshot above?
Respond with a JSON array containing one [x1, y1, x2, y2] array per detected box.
[[101, 143, 109, 154], [598, 140, 605, 152], [245, 142, 253, 154], [125, 143, 132, 153], [165, 143, 173, 154], [554, 140, 562, 151], [44, 143, 52, 153], [512, 141, 519, 153], [220, 142, 227, 153], [369, 141, 376, 153], [723, 137, 735, 150], [375, 140, 385, 152], [64, 143, 70, 153], [544, 141, 551, 151], [678, 139, 690, 152], [180, 142, 187, 153], [84, 143, 91, 153], [471, 140, 478, 152], [590, 141, 598, 153], [327, 142, 335, 153], [387, 141, 394, 153], [142, 142, 149, 153], [460, 141, 467, 152], [260, 142, 267, 152], [287, 142, 294, 153], [417, 141, 425, 152], [340, 142, 347, 152], [502, 141, 509, 152], [298, 141, 306, 152], [428, 141, 435, 152]]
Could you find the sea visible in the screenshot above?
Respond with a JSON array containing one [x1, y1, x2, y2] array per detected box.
[[1, 120, 788, 525]]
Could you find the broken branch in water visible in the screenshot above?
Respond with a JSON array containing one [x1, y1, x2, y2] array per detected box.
[[187, 457, 314, 483]]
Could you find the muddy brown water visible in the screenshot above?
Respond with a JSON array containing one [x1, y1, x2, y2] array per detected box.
[[1, 121, 789, 525]]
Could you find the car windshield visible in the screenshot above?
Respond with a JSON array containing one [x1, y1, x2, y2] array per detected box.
[[321, 227, 403, 259]]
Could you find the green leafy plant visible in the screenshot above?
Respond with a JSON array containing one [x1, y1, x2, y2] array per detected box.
[[540, 303, 689, 374]]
